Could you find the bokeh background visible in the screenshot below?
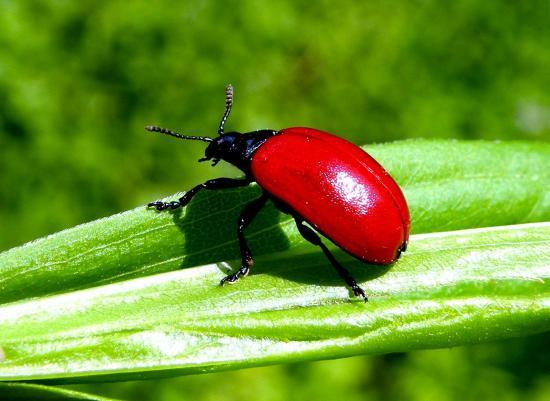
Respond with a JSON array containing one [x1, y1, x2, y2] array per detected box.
[[0, 1, 548, 400]]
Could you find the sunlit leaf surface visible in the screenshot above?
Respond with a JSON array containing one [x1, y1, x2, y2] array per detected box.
[[0, 222, 548, 382], [0, 140, 548, 304]]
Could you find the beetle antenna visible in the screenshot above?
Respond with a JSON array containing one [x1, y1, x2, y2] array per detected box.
[[145, 126, 213, 143], [218, 84, 233, 136]]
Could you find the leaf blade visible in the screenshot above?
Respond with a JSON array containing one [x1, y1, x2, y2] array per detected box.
[[0, 139, 548, 304], [0, 382, 121, 401], [0, 222, 548, 382]]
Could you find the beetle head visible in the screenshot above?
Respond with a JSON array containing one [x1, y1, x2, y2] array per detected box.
[[199, 132, 240, 166]]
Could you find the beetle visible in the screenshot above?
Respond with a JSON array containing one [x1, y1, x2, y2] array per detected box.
[[147, 85, 410, 301]]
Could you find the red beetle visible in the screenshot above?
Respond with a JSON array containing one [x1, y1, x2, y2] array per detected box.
[[147, 85, 410, 300]]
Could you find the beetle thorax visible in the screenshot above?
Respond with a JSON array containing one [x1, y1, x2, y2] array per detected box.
[[202, 130, 278, 174]]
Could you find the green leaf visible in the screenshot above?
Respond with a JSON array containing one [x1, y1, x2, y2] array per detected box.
[[0, 382, 120, 401], [0, 222, 548, 382], [0, 139, 548, 304]]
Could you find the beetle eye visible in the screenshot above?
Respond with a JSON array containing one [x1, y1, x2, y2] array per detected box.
[[211, 158, 220, 166]]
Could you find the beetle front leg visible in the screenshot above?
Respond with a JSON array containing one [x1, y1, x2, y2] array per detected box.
[[221, 193, 269, 285], [294, 217, 367, 301], [148, 177, 251, 211]]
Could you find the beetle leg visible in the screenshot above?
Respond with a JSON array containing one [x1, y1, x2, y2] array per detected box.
[[221, 193, 269, 286], [294, 218, 367, 302], [148, 177, 251, 211]]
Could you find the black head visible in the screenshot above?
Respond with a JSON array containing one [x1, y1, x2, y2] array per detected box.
[[146, 85, 277, 175], [200, 132, 238, 167]]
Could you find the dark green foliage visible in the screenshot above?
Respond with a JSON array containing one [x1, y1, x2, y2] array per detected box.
[[0, 0, 549, 251]]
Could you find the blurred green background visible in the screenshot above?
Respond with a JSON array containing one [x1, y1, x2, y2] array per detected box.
[[0, 1, 548, 400]]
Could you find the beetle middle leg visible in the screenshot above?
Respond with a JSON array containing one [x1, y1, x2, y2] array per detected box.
[[294, 217, 367, 301], [221, 192, 269, 285]]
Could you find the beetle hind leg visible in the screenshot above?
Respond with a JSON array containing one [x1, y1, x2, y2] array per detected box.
[[294, 217, 367, 302]]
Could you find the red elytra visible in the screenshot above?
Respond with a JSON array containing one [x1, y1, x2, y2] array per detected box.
[[251, 127, 410, 264]]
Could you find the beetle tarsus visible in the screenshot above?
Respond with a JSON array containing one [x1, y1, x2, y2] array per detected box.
[[147, 200, 181, 211], [352, 285, 368, 302], [220, 266, 249, 285]]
